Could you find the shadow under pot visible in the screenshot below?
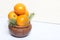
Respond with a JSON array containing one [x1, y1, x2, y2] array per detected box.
[[8, 23, 32, 38]]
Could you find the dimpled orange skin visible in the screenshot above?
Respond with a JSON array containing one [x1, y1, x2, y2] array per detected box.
[[14, 3, 26, 15], [8, 11, 17, 19], [16, 15, 29, 27]]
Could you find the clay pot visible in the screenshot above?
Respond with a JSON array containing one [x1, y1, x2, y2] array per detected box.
[[8, 23, 32, 38]]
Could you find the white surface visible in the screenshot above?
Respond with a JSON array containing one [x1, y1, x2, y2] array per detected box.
[[0, 18, 60, 40], [0, 0, 60, 24]]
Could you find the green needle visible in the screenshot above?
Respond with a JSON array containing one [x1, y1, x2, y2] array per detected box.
[[29, 13, 35, 20]]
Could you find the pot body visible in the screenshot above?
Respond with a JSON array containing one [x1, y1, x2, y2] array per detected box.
[[9, 24, 32, 38]]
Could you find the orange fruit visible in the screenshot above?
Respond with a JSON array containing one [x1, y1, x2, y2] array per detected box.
[[24, 10, 29, 16], [8, 11, 17, 19], [16, 15, 29, 27], [14, 3, 26, 15]]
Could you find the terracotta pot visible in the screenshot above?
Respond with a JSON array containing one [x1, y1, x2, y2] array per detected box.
[[8, 23, 32, 38]]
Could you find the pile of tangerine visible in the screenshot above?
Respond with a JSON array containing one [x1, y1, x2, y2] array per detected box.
[[8, 3, 30, 27]]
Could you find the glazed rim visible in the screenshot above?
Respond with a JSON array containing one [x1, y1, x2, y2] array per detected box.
[[9, 23, 31, 29]]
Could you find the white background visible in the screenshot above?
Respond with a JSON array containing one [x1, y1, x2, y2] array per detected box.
[[0, 0, 60, 40], [0, 0, 60, 24]]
